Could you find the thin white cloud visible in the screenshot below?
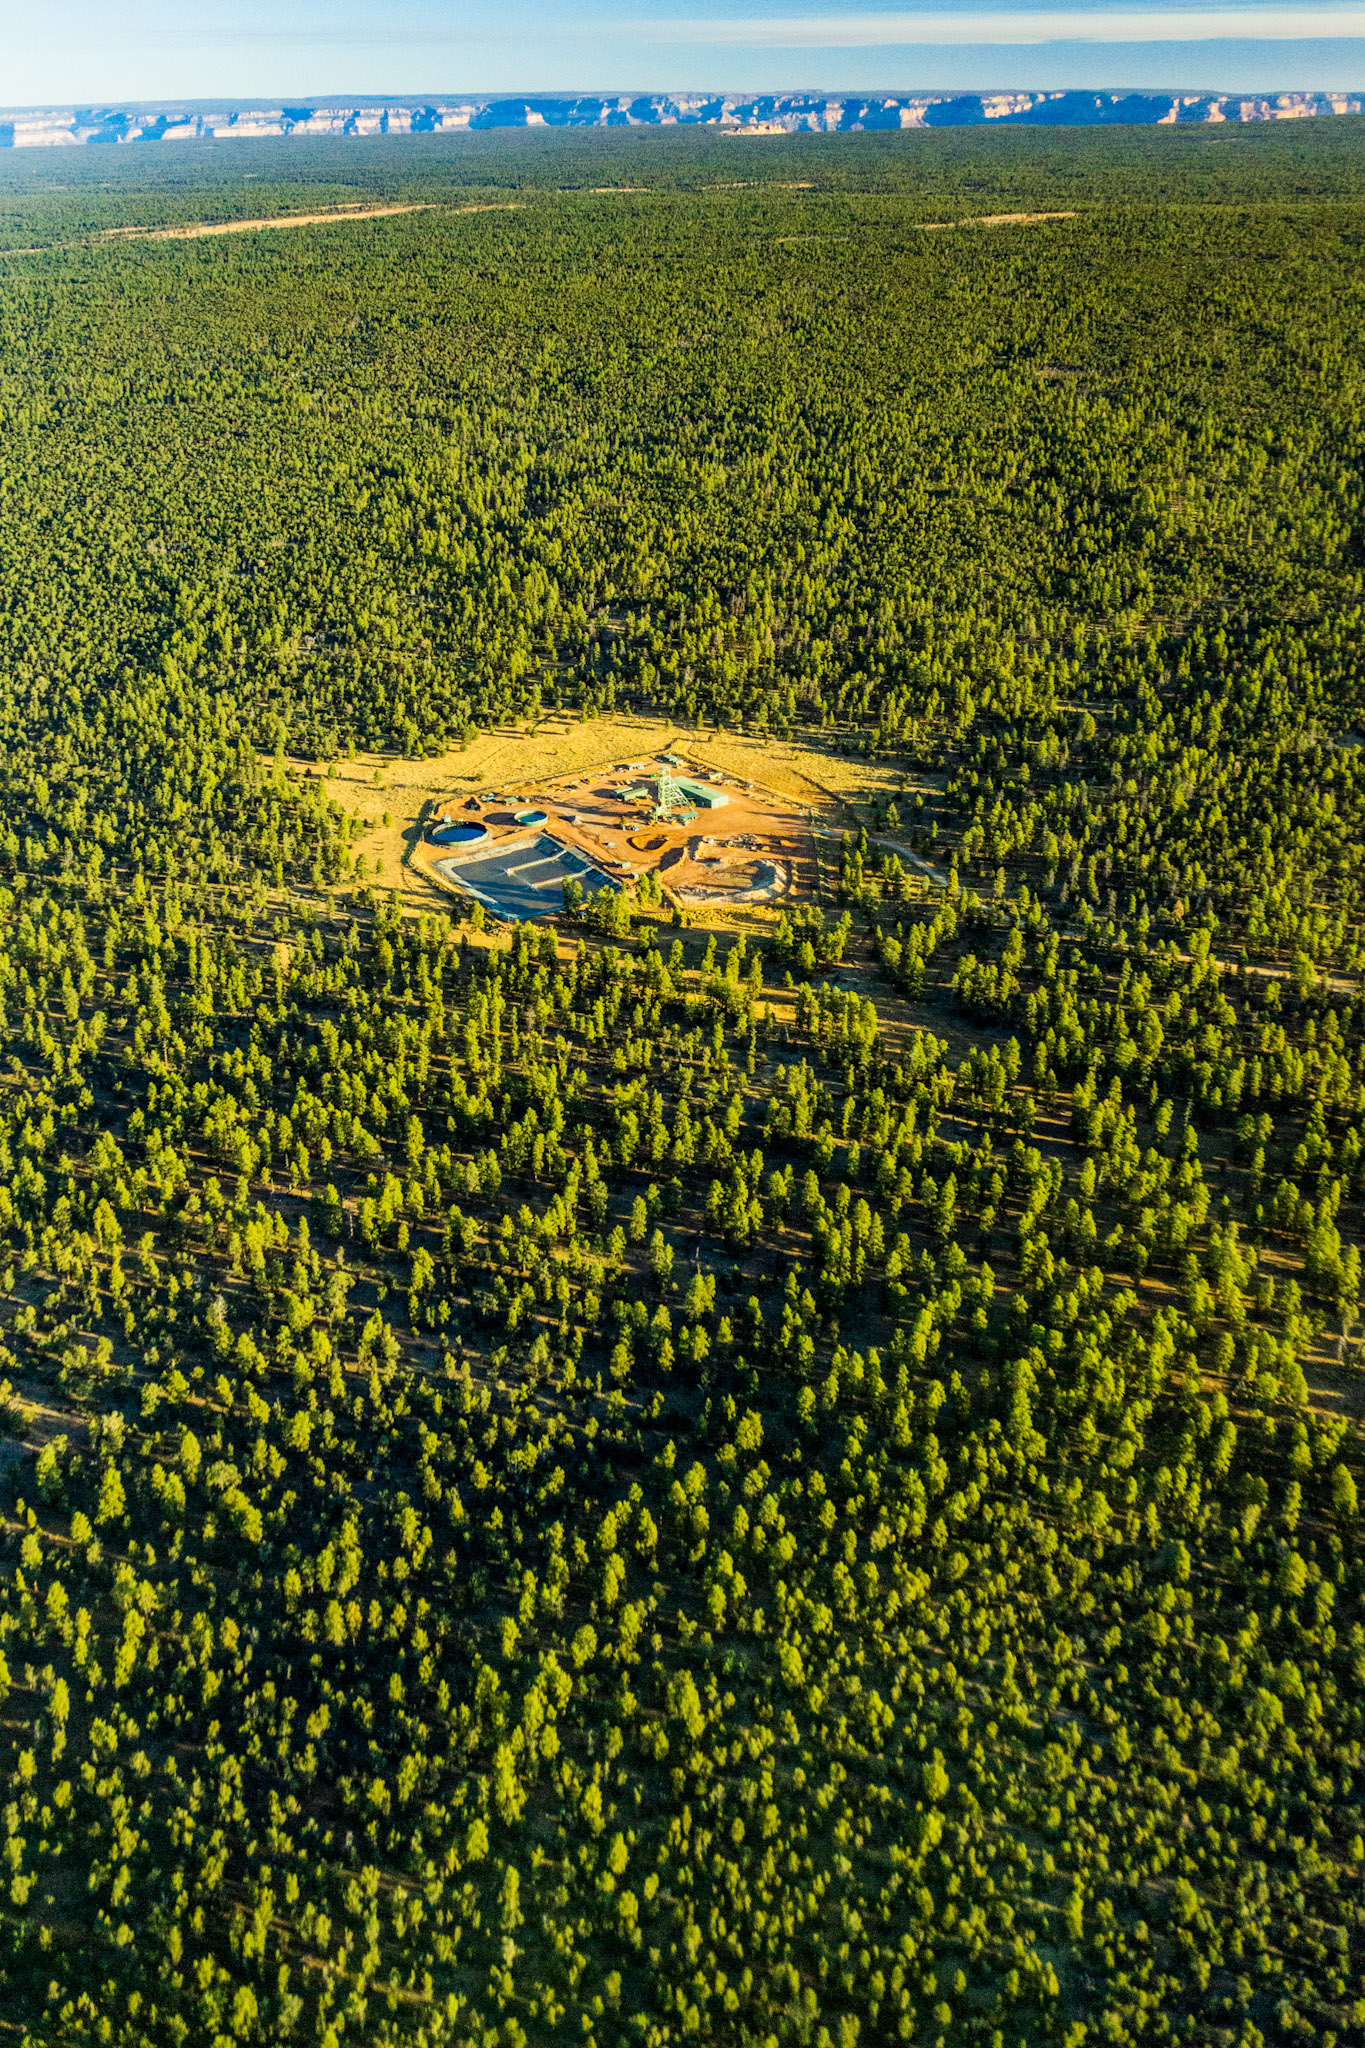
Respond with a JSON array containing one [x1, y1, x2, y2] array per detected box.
[[633, 7, 1365, 42]]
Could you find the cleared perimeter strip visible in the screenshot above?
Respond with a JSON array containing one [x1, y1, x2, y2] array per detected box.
[[100, 202, 523, 243]]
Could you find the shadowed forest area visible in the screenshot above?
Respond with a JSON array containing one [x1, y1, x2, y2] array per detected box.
[[0, 119, 1363, 2048]]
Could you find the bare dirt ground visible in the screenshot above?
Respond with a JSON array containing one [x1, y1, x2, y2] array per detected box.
[[303, 716, 694, 913], [102, 201, 523, 243], [103, 204, 436, 241], [444, 713, 698, 792], [310, 718, 907, 911], [297, 716, 915, 932], [920, 211, 1077, 230], [413, 749, 819, 913], [680, 729, 901, 820]]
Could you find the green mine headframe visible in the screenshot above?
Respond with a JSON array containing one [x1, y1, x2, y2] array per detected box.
[[651, 764, 689, 820]]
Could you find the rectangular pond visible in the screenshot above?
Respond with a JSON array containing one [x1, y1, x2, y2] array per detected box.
[[435, 833, 618, 921]]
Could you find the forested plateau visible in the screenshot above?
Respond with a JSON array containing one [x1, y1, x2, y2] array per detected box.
[[0, 122, 1363, 2048]]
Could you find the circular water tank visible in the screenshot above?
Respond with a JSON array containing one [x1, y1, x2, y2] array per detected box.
[[431, 822, 489, 848], [515, 809, 548, 826]]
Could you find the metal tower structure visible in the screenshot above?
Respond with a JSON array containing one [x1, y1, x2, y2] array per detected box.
[[651, 764, 689, 820]]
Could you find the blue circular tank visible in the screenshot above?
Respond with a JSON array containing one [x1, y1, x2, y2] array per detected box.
[[431, 822, 489, 848], [515, 809, 548, 827]]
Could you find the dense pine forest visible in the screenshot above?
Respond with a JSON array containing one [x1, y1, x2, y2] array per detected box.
[[0, 119, 1363, 2048]]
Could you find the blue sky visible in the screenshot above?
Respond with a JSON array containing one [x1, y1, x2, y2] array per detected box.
[[5, 1, 1364, 105]]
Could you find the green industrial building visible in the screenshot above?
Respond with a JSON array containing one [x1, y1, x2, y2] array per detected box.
[[670, 778, 729, 811]]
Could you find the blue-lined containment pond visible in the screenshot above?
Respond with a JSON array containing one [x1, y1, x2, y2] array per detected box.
[[430, 822, 489, 848], [435, 834, 618, 921]]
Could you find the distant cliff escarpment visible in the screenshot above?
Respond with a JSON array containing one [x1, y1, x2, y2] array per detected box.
[[2, 90, 1363, 147]]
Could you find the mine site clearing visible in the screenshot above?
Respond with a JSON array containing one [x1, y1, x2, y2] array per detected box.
[[413, 751, 818, 921]]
